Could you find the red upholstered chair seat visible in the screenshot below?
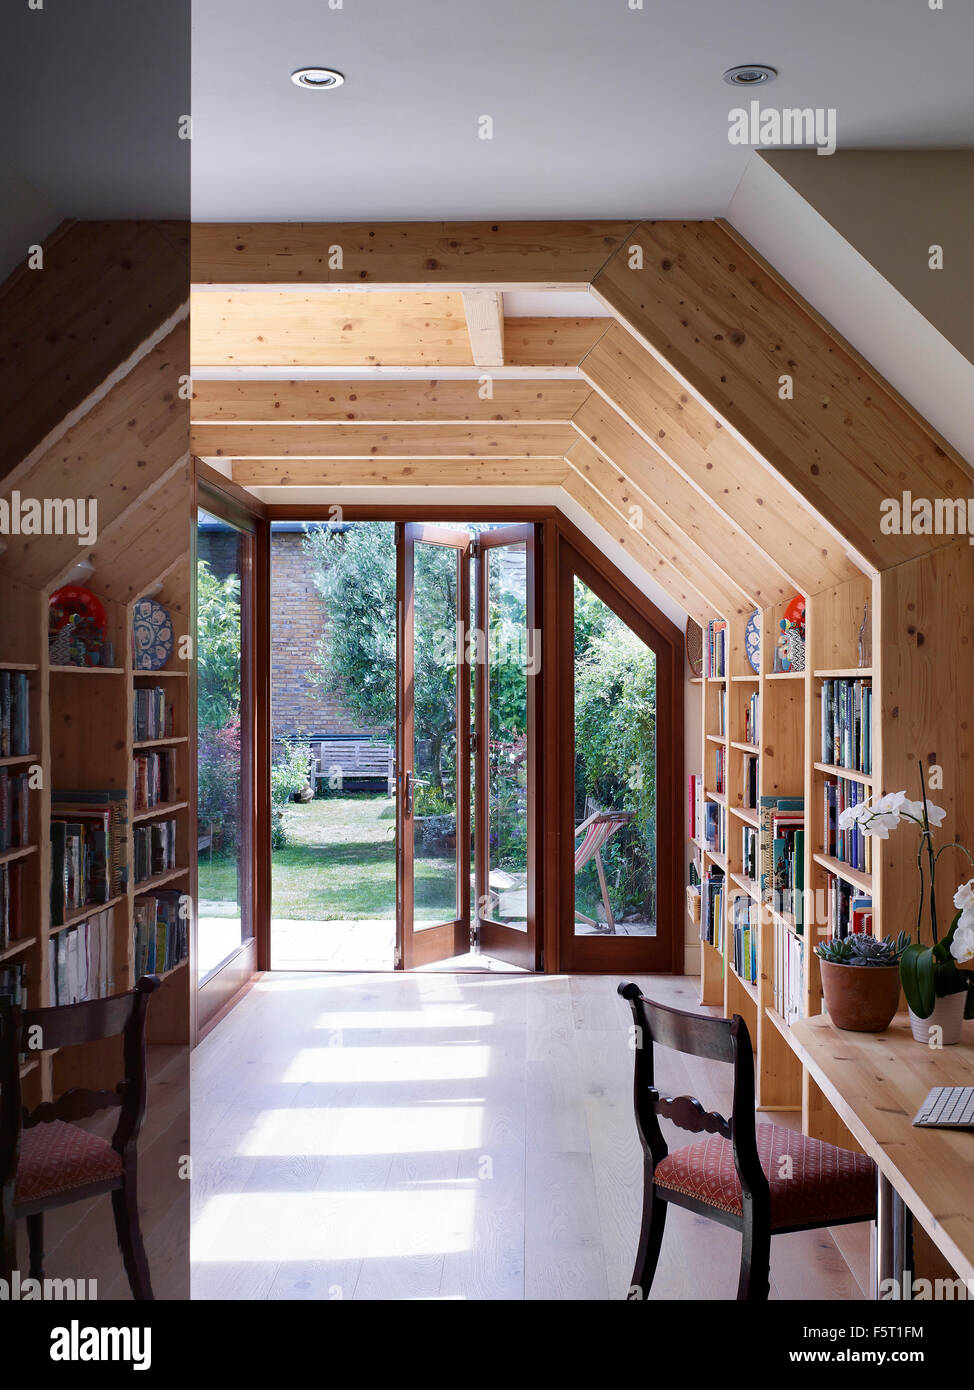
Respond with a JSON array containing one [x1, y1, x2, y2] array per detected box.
[[15, 1119, 123, 1206], [654, 1122, 876, 1229]]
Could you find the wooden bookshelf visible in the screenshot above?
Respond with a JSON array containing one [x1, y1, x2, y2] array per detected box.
[[691, 542, 974, 1148], [0, 511, 193, 1109]]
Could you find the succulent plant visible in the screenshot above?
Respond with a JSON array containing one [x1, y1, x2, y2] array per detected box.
[[816, 930, 910, 967]]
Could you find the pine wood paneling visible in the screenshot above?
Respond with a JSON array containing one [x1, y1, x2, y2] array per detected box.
[[191, 422, 574, 459], [0, 221, 189, 481], [571, 393, 791, 607], [190, 378, 590, 423], [230, 459, 570, 486], [593, 222, 974, 572], [191, 220, 639, 289], [581, 324, 856, 594]]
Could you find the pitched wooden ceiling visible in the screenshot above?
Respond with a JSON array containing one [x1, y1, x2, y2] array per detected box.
[[184, 219, 971, 626]]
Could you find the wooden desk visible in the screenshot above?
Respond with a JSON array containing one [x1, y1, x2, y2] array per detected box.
[[789, 1011, 974, 1286]]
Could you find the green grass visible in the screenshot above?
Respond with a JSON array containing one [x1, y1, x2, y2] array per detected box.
[[198, 794, 459, 920]]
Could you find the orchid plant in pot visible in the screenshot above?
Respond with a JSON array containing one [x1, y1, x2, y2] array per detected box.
[[839, 765, 974, 1045]]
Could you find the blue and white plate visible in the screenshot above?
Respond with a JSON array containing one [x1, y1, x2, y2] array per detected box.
[[745, 609, 761, 673], [133, 598, 174, 671]]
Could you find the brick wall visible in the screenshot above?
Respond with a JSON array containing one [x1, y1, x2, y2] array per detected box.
[[199, 525, 372, 741], [270, 530, 377, 740]]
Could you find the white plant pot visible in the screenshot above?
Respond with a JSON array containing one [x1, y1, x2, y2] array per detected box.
[[908, 991, 967, 1045]]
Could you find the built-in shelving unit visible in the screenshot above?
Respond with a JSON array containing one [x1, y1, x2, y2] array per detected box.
[[2, 547, 192, 1108]]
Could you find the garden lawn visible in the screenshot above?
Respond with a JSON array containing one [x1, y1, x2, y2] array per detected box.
[[198, 793, 459, 920]]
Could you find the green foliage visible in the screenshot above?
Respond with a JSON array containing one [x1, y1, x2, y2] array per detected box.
[[817, 930, 909, 966], [270, 739, 315, 849], [303, 523, 397, 733], [573, 579, 657, 920], [901, 910, 974, 1018], [197, 559, 241, 730]]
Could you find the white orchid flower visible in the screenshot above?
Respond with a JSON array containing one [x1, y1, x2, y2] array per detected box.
[[953, 879, 974, 913], [899, 797, 947, 827], [949, 923, 974, 965]]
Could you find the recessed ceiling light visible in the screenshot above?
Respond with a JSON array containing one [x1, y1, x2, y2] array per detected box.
[[291, 67, 345, 90], [723, 64, 777, 87]]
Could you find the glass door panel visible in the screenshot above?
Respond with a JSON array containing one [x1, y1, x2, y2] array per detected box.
[[196, 506, 255, 982], [398, 524, 470, 968], [475, 525, 539, 970]]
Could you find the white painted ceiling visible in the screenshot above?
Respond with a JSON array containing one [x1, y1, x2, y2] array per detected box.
[[2, 2, 972, 222], [191, 0, 974, 221]]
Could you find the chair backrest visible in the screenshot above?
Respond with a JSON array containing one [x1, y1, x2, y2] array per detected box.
[[574, 811, 633, 873], [0, 976, 160, 1198], [617, 982, 767, 1206]]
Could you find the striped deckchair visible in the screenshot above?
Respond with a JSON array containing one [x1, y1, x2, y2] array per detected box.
[[573, 809, 634, 934]]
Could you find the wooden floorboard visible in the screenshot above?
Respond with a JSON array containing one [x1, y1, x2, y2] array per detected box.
[[191, 970, 869, 1301]]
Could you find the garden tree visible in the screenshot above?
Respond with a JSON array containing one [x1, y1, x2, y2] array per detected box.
[[573, 579, 657, 920], [197, 559, 241, 730], [303, 523, 459, 793]]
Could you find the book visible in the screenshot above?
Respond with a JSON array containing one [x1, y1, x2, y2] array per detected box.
[[0, 672, 30, 759], [48, 907, 115, 1005]]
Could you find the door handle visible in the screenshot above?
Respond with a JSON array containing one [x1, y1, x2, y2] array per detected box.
[[404, 771, 429, 816]]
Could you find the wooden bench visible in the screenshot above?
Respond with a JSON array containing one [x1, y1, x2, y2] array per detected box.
[[315, 740, 395, 795]]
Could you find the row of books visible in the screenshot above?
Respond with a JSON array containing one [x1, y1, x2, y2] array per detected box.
[[50, 790, 129, 927], [133, 686, 175, 743], [760, 795, 805, 934], [706, 620, 728, 679], [133, 748, 176, 812], [714, 686, 727, 737], [823, 777, 872, 873], [820, 678, 872, 774], [700, 866, 726, 951], [741, 825, 758, 882], [773, 917, 804, 1025], [731, 893, 758, 986], [740, 753, 758, 811], [0, 768, 30, 851], [133, 818, 177, 885], [688, 774, 704, 842], [714, 745, 726, 795], [0, 960, 25, 1007], [0, 670, 30, 757], [826, 875, 874, 938], [47, 908, 115, 1005], [744, 690, 759, 745], [134, 890, 188, 976], [702, 800, 726, 855], [0, 862, 23, 951]]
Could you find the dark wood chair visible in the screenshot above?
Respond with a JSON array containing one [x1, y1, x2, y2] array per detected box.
[[618, 983, 877, 1300], [0, 975, 160, 1300]]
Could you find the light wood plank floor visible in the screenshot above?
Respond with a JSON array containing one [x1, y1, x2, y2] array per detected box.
[[191, 971, 871, 1300]]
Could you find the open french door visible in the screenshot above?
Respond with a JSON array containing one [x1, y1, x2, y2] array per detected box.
[[397, 523, 471, 968], [397, 521, 540, 971], [473, 525, 540, 970]]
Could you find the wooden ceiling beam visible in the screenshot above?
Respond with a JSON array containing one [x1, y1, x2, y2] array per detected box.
[[191, 422, 575, 459], [592, 220, 973, 573], [190, 378, 591, 423], [580, 323, 857, 594], [561, 470, 716, 628], [567, 439, 748, 618], [571, 392, 793, 607], [229, 459, 569, 487], [190, 290, 605, 369], [191, 221, 639, 290], [462, 291, 505, 366]]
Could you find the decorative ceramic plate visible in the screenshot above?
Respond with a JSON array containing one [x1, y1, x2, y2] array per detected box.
[[745, 609, 761, 673], [132, 597, 173, 671]]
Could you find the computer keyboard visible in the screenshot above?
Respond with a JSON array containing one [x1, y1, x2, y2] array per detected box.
[[913, 1086, 974, 1129]]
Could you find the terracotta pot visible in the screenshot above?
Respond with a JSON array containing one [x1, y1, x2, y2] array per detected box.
[[819, 961, 901, 1032], [908, 990, 967, 1045]]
